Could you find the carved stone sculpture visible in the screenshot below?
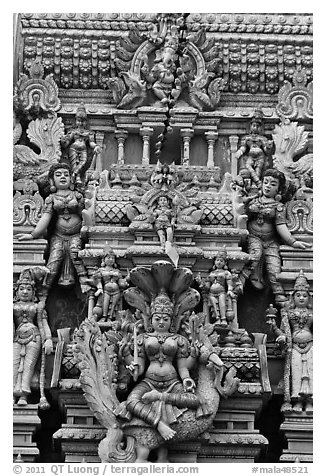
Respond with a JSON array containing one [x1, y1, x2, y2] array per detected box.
[[60, 104, 101, 186], [13, 109, 65, 182], [112, 17, 224, 111], [276, 69, 313, 121], [235, 108, 273, 188], [245, 169, 311, 304], [196, 248, 236, 325], [15, 163, 89, 293], [140, 26, 182, 107], [14, 59, 61, 118], [272, 118, 312, 185], [73, 260, 239, 463], [13, 268, 53, 407], [88, 247, 129, 323], [267, 271, 313, 414]]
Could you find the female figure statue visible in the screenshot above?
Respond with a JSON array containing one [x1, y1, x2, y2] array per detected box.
[[235, 108, 273, 188], [268, 271, 313, 413], [152, 195, 175, 248], [245, 169, 311, 304], [16, 163, 89, 292], [60, 103, 101, 185], [91, 249, 129, 323], [196, 249, 235, 325], [119, 291, 207, 461], [13, 269, 53, 405]]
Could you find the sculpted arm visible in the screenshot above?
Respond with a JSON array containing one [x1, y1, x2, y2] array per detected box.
[[16, 198, 53, 240], [276, 224, 311, 249], [275, 204, 311, 249]]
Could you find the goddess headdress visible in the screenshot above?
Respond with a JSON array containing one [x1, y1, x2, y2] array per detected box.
[[293, 270, 310, 293], [75, 102, 87, 119]]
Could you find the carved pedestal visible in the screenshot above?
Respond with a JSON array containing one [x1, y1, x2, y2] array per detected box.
[[279, 413, 313, 463], [13, 238, 47, 277], [13, 405, 41, 462], [52, 381, 104, 462]]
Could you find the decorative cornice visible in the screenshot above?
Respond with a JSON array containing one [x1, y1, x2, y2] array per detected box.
[[18, 14, 312, 96]]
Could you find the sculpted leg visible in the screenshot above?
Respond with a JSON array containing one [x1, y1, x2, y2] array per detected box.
[[135, 446, 150, 463], [157, 421, 176, 440], [265, 242, 287, 303], [46, 236, 65, 288], [218, 293, 227, 324], [247, 236, 264, 289]]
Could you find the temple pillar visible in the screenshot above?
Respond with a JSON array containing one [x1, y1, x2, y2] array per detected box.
[[180, 128, 194, 166], [205, 131, 219, 167], [140, 126, 153, 165], [229, 135, 239, 177], [92, 131, 105, 173], [114, 129, 128, 165]]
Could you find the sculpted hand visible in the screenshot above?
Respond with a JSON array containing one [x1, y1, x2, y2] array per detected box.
[[141, 389, 161, 404], [80, 283, 91, 294], [292, 240, 312, 249], [15, 233, 34, 241], [227, 290, 236, 299], [126, 361, 138, 374], [43, 339, 53, 355], [276, 335, 286, 345], [183, 377, 196, 393]]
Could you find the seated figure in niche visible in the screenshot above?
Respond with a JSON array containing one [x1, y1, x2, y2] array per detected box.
[[16, 163, 89, 293], [245, 168, 311, 304], [235, 108, 273, 188], [60, 103, 101, 185], [141, 31, 181, 106], [267, 271, 313, 414], [90, 248, 129, 323], [152, 195, 176, 248], [13, 269, 53, 406], [118, 291, 209, 457]]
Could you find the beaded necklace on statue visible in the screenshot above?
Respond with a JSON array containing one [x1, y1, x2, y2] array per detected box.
[[55, 192, 74, 221], [290, 308, 310, 329], [154, 332, 173, 344], [256, 197, 275, 226]]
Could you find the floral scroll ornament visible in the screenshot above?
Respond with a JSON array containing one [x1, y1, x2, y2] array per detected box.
[[276, 69, 313, 121], [14, 59, 61, 116]]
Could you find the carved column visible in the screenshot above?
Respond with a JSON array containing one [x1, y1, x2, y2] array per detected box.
[[229, 135, 239, 177], [180, 128, 194, 166], [205, 131, 219, 168], [115, 129, 128, 165], [94, 131, 105, 172], [140, 126, 153, 166]]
